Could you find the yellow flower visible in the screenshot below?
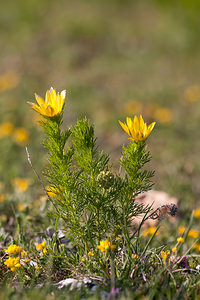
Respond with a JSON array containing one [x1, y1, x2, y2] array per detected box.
[[81, 258, 85, 262], [13, 127, 29, 146], [43, 248, 47, 254], [97, 239, 116, 252], [0, 193, 5, 203], [36, 240, 46, 251], [177, 237, 184, 243], [119, 115, 155, 142], [132, 253, 139, 259], [153, 107, 173, 124], [184, 85, 200, 102], [0, 72, 19, 92], [172, 247, 177, 253], [4, 244, 22, 255], [0, 122, 14, 138], [88, 251, 94, 256], [142, 226, 158, 237], [36, 265, 40, 270], [161, 250, 170, 264], [4, 256, 21, 271], [21, 250, 29, 258], [29, 87, 66, 117], [177, 226, 185, 235], [188, 229, 199, 239], [194, 209, 200, 219], [46, 185, 58, 197], [12, 178, 32, 193], [193, 243, 200, 252], [17, 203, 26, 212]]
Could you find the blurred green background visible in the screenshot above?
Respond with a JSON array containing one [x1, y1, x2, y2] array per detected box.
[[1, 0, 200, 212]]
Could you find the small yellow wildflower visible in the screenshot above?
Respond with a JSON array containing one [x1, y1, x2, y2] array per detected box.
[[4, 256, 21, 271], [142, 226, 158, 237], [172, 247, 177, 253], [161, 250, 170, 264], [194, 209, 200, 219], [153, 107, 173, 124], [46, 185, 58, 197], [17, 203, 26, 212], [12, 178, 32, 193], [36, 265, 40, 270], [132, 253, 139, 259], [193, 243, 200, 252], [21, 250, 29, 258], [0, 72, 19, 92], [0, 193, 5, 203], [36, 240, 46, 251], [119, 115, 155, 142], [0, 122, 14, 138], [4, 244, 22, 255], [184, 85, 200, 102], [81, 258, 85, 262], [28, 87, 66, 118], [88, 251, 94, 256], [97, 239, 116, 252], [115, 236, 120, 241], [177, 237, 184, 243], [13, 127, 29, 146], [177, 226, 185, 235], [188, 229, 199, 239]]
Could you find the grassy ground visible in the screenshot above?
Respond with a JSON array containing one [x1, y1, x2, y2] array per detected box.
[[1, 0, 200, 298]]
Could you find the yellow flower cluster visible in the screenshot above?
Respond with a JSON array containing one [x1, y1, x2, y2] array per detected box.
[[36, 240, 49, 254], [132, 253, 139, 259], [0, 122, 13, 138], [4, 244, 22, 255], [193, 243, 200, 252], [0, 121, 29, 146], [3, 244, 32, 272], [4, 244, 22, 272], [194, 209, 200, 219], [119, 115, 155, 142], [46, 185, 59, 197], [97, 239, 116, 252], [12, 178, 32, 193], [13, 127, 29, 146], [4, 257, 21, 272], [177, 237, 184, 243], [188, 229, 199, 239], [142, 226, 158, 237], [184, 85, 200, 103], [0, 72, 19, 92], [29, 87, 66, 118], [177, 226, 185, 235], [161, 250, 170, 264]]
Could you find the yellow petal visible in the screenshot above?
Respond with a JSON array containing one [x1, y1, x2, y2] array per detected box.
[[133, 115, 139, 132], [119, 120, 131, 136], [35, 94, 45, 107], [139, 115, 145, 130], [147, 122, 156, 136]]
